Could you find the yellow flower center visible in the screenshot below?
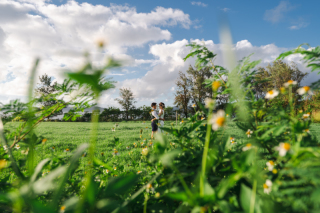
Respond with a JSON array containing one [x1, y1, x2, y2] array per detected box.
[[272, 169, 278, 174], [283, 143, 290, 151], [212, 81, 221, 91], [287, 80, 293, 84], [114, 151, 118, 154], [268, 90, 274, 95], [303, 86, 310, 91], [216, 117, 225, 127], [263, 183, 268, 189], [66, 149, 69, 151], [60, 206, 66, 211], [246, 143, 252, 147], [42, 139, 47, 143], [0, 159, 7, 169], [269, 160, 274, 165]]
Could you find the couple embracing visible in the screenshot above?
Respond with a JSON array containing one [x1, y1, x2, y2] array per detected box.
[[150, 102, 165, 138]]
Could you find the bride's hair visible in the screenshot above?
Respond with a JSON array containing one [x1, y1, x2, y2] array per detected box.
[[159, 102, 165, 109]]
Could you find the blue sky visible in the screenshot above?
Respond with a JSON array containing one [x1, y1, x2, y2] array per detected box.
[[0, 0, 319, 108]]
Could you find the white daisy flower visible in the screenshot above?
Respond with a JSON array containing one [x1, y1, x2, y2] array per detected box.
[[265, 90, 279, 99], [180, 120, 184, 124], [113, 150, 120, 156], [242, 143, 253, 151], [263, 180, 272, 194], [303, 129, 310, 134], [297, 86, 313, 95], [3, 145, 7, 151], [283, 80, 297, 87], [60, 206, 66, 213], [204, 98, 215, 108], [246, 129, 253, 138], [209, 110, 226, 130], [192, 104, 196, 108], [266, 160, 275, 171], [230, 137, 235, 142], [141, 148, 149, 156], [114, 167, 117, 171], [275, 143, 291, 157], [21, 148, 29, 155], [15, 144, 21, 150], [126, 146, 130, 150], [105, 169, 109, 174], [111, 128, 115, 132], [137, 171, 142, 174], [302, 113, 310, 120], [201, 117, 205, 120], [231, 141, 237, 145], [146, 183, 155, 193]]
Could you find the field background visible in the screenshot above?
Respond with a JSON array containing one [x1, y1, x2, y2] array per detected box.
[[4, 121, 320, 176]]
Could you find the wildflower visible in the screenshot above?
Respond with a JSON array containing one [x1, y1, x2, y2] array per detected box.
[[101, 152, 104, 156], [142, 148, 149, 156], [192, 104, 196, 108], [242, 143, 252, 151], [42, 139, 47, 144], [231, 141, 237, 145], [50, 146, 55, 151], [64, 148, 70, 152], [204, 98, 214, 108], [275, 143, 291, 156], [60, 205, 66, 213], [297, 86, 313, 95], [280, 87, 286, 94], [246, 129, 253, 138], [3, 145, 7, 151], [209, 110, 226, 130], [15, 144, 21, 150], [149, 142, 153, 147], [143, 138, 146, 142], [302, 113, 310, 119], [146, 183, 154, 193], [180, 120, 184, 124], [272, 169, 278, 174], [265, 90, 279, 99], [114, 167, 117, 170], [0, 159, 7, 170], [146, 127, 148, 129], [266, 160, 275, 171], [95, 176, 101, 182], [114, 150, 120, 156], [230, 137, 235, 142], [21, 148, 29, 155], [284, 80, 297, 87], [303, 129, 310, 134], [226, 114, 229, 118], [201, 117, 205, 120], [263, 180, 272, 194], [106, 169, 109, 174], [137, 171, 142, 174], [126, 146, 130, 149], [155, 192, 160, 198], [141, 142, 144, 146], [111, 128, 115, 132], [212, 81, 221, 91], [140, 135, 142, 138]]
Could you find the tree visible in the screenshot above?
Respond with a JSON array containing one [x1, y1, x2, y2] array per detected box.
[[186, 65, 213, 110], [34, 74, 63, 118], [115, 88, 136, 120], [174, 71, 191, 118]]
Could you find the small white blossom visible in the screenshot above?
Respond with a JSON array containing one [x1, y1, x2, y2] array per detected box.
[[283, 80, 297, 87], [242, 143, 253, 151], [246, 129, 253, 138], [204, 98, 214, 108], [209, 110, 226, 131], [263, 180, 272, 194], [275, 143, 291, 156], [266, 160, 275, 171], [297, 86, 313, 95], [15, 144, 21, 150], [265, 90, 279, 99]]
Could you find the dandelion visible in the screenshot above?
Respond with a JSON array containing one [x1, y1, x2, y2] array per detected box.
[[60, 205, 66, 213], [265, 90, 279, 99], [242, 143, 252, 151], [141, 148, 149, 156], [212, 81, 221, 91], [137, 171, 142, 174], [64, 148, 70, 152], [284, 80, 297, 87], [297, 86, 313, 95], [114, 150, 120, 156], [0, 159, 7, 170], [192, 104, 196, 108], [209, 110, 226, 130], [246, 129, 253, 138], [266, 160, 275, 171], [302, 113, 310, 119], [303, 129, 310, 134], [42, 139, 47, 144], [15, 144, 21, 150], [111, 128, 115, 132], [275, 142, 291, 156], [50, 146, 55, 151], [146, 183, 154, 193], [204, 98, 214, 108], [263, 180, 272, 194]]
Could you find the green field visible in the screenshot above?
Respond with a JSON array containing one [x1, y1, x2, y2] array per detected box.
[[4, 121, 320, 173]]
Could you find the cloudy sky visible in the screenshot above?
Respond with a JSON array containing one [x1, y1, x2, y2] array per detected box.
[[1, 0, 320, 108]]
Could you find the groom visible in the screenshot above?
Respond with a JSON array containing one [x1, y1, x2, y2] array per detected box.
[[151, 102, 164, 138]]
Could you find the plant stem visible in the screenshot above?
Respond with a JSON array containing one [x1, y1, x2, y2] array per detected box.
[[250, 179, 257, 213], [143, 194, 148, 213]]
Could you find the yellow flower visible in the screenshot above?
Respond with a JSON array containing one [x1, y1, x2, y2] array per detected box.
[[155, 192, 160, 198], [209, 110, 226, 130], [0, 159, 7, 170], [283, 80, 297, 87], [64, 148, 70, 152], [212, 81, 221, 91], [140, 135, 142, 138], [280, 87, 286, 94], [272, 169, 278, 174], [42, 139, 47, 144]]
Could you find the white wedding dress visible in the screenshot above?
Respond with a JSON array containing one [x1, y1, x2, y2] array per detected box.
[[159, 109, 164, 133]]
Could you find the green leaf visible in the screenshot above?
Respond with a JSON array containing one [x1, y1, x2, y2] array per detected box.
[[104, 174, 139, 197]]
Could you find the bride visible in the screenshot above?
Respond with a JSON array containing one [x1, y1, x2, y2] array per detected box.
[[158, 102, 165, 133]]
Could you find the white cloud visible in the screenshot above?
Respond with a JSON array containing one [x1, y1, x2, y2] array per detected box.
[[220, 8, 230, 12], [191, 1, 207, 7], [0, 0, 191, 103], [264, 1, 295, 23], [289, 18, 309, 30]]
